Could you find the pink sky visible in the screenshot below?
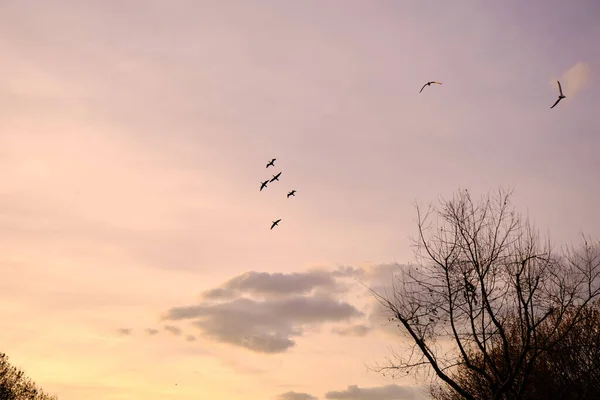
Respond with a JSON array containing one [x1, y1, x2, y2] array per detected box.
[[1, 1, 599, 399]]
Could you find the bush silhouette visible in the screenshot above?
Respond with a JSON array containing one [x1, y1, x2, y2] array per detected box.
[[0, 353, 57, 400]]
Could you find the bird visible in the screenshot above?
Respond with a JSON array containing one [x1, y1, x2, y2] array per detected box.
[[260, 180, 269, 191], [550, 80, 566, 109], [419, 81, 442, 93], [270, 219, 281, 230], [270, 172, 281, 182], [287, 190, 296, 198], [266, 158, 276, 168]]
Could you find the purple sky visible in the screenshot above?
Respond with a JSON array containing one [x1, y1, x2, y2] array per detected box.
[[1, 1, 598, 399]]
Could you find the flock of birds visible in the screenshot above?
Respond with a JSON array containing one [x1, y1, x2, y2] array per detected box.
[[260, 79, 567, 230], [260, 158, 296, 230]]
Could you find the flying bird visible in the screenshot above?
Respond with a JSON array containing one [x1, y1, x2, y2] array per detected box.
[[419, 81, 442, 94], [260, 180, 269, 191], [287, 190, 296, 198], [270, 219, 281, 230], [550, 80, 566, 109], [270, 172, 281, 182], [266, 158, 276, 168]]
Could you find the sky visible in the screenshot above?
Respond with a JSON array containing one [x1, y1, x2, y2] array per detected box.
[[1, 1, 599, 399]]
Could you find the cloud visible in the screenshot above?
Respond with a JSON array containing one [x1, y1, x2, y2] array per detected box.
[[157, 266, 414, 352], [164, 325, 182, 336], [164, 295, 363, 353], [145, 328, 159, 335], [331, 324, 371, 337], [551, 62, 592, 97], [325, 384, 425, 400], [185, 334, 196, 342], [162, 269, 366, 353], [562, 62, 591, 97], [200, 270, 341, 300], [276, 391, 318, 400], [117, 328, 132, 336]]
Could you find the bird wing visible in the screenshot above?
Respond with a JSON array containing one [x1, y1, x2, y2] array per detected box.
[[550, 98, 561, 109], [419, 83, 428, 93], [557, 80, 563, 96]]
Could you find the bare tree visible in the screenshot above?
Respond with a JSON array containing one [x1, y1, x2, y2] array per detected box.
[[430, 299, 600, 399], [370, 188, 600, 400]]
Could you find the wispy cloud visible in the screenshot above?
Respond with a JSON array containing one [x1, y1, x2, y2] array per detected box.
[[562, 62, 592, 97], [331, 324, 371, 337], [164, 325, 182, 336], [185, 334, 196, 342], [145, 328, 159, 336], [550, 61, 592, 97], [116, 328, 132, 336]]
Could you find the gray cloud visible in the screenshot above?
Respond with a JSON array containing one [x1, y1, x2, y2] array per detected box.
[[276, 391, 318, 400], [164, 271, 363, 353], [200, 270, 340, 300], [117, 328, 132, 336], [331, 324, 371, 337], [325, 384, 424, 400], [145, 328, 159, 335], [164, 325, 182, 336], [168, 296, 362, 353]]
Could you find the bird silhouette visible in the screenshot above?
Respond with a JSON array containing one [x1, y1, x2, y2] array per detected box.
[[260, 180, 269, 191], [550, 80, 566, 109], [266, 158, 276, 168], [271, 219, 281, 230], [287, 190, 296, 198], [419, 81, 442, 93], [270, 172, 281, 182]]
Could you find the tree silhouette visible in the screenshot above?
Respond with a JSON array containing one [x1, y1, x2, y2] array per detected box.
[[429, 300, 600, 399], [370, 188, 600, 400], [0, 352, 57, 400]]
